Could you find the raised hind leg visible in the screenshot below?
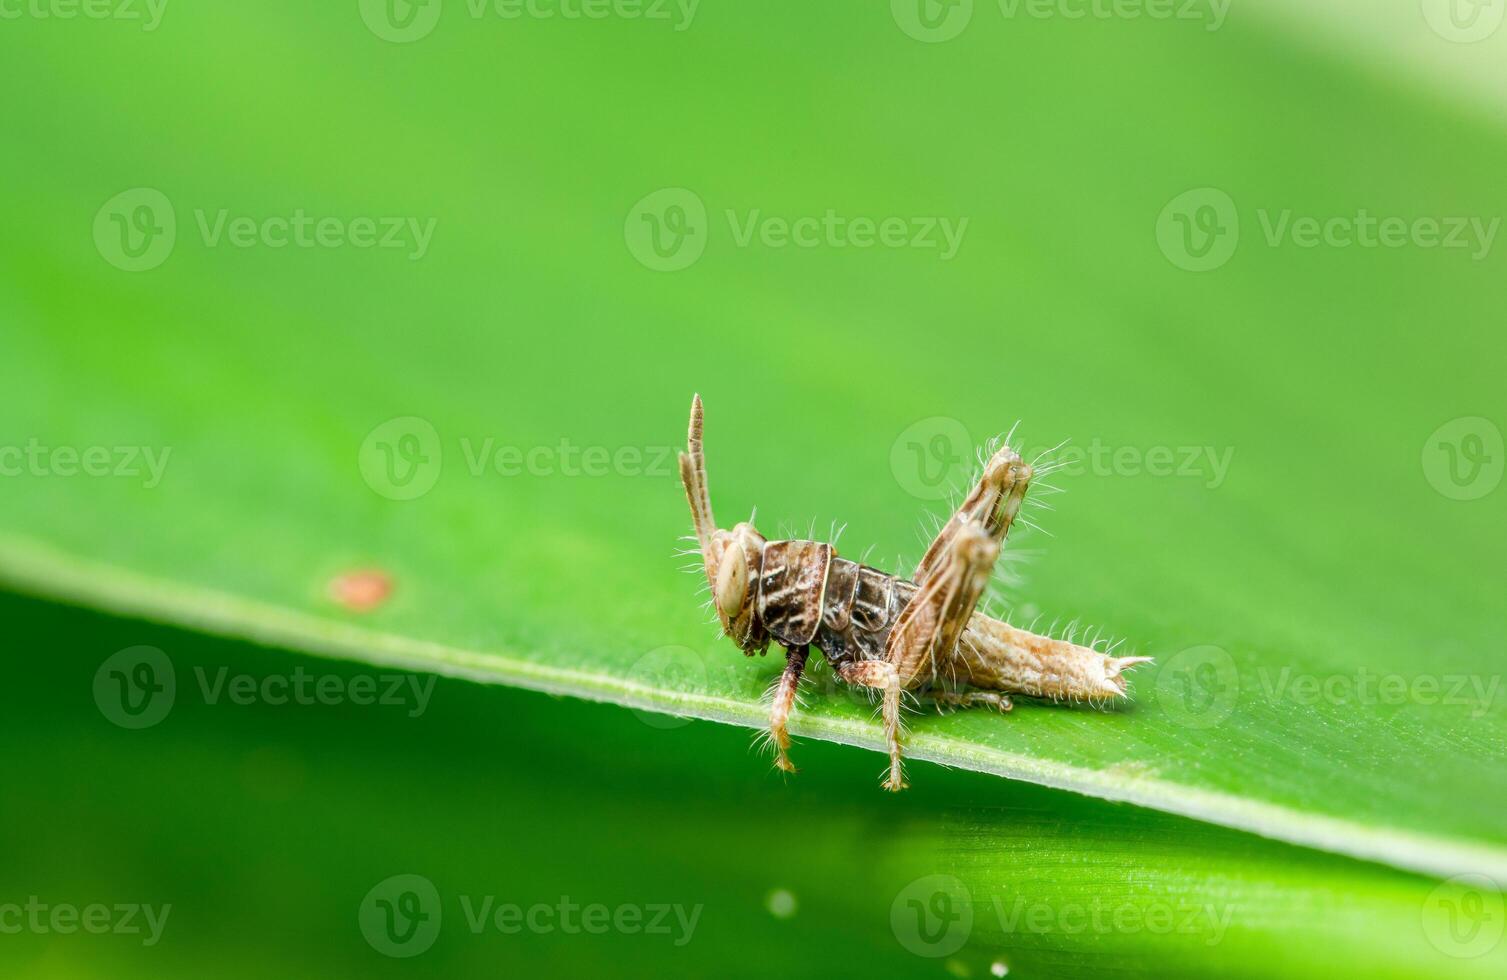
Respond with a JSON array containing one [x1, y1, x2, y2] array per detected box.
[[914, 443, 1032, 584], [860, 444, 1030, 790], [901, 442, 1034, 694]]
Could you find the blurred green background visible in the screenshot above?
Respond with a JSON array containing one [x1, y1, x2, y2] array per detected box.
[[2, 1, 1505, 976]]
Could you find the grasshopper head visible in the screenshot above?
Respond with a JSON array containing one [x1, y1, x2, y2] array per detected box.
[[679, 396, 769, 654], [707, 522, 767, 653]]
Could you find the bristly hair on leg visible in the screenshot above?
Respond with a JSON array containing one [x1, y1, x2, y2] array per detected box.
[[749, 726, 778, 759]]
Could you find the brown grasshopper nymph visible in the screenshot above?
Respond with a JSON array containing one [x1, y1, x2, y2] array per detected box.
[[679, 395, 1150, 791]]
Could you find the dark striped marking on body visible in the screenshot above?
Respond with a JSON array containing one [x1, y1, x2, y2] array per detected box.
[[811, 558, 911, 668], [757, 540, 832, 646]]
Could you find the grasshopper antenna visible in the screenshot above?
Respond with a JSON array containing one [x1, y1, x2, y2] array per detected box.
[[679, 393, 717, 554]]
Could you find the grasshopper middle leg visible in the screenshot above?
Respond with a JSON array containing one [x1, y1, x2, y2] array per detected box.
[[836, 659, 906, 790]]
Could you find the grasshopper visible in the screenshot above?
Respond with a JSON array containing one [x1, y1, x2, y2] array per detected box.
[[679, 395, 1150, 791]]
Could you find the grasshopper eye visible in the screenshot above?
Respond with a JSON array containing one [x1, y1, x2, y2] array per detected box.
[[714, 541, 748, 624]]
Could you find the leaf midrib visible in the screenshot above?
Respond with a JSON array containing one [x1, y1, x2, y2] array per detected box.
[[1, 529, 1497, 884]]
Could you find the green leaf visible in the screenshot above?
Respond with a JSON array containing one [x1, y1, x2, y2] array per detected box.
[[2, 0, 1504, 893], [4, 593, 1501, 979]]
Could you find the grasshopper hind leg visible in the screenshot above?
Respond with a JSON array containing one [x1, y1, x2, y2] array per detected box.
[[863, 507, 1017, 790]]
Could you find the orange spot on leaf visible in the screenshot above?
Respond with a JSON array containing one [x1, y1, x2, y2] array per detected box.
[[329, 569, 393, 612]]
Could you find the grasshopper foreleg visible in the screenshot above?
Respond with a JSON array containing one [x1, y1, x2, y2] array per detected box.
[[767, 645, 808, 773]]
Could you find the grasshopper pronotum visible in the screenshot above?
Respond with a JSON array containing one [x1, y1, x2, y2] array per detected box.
[[679, 395, 1150, 791]]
